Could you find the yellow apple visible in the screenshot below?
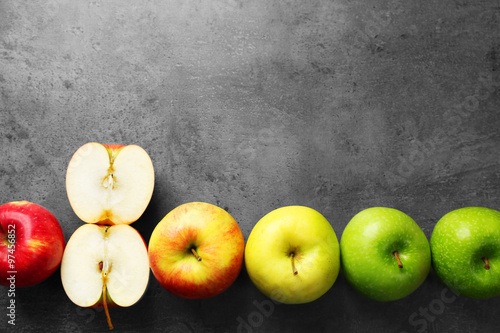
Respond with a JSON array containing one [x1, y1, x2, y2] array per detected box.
[[245, 206, 340, 304]]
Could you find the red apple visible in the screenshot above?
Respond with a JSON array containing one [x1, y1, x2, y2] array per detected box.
[[148, 202, 245, 299], [0, 201, 65, 287], [66, 142, 155, 225]]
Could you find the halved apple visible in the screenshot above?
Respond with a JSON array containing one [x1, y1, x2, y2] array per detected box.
[[66, 142, 155, 225], [61, 224, 150, 329]]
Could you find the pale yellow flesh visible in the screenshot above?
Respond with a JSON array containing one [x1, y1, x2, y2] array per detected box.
[[66, 142, 155, 224], [61, 224, 150, 307]]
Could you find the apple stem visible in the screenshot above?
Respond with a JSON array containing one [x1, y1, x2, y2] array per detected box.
[[482, 257, 490, 270], [290, 252, 298, 276], [393, 251, 403, 269], [102, 270, 114, 330], [191, 248, 202, 261]]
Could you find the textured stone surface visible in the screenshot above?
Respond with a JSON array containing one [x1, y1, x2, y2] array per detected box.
[[1, 0, 500, 332]]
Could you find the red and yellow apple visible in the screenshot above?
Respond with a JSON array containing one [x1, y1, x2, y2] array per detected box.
[[61, 224, 150, 329], [0, 201, 65, 287], [148, 202, 245, 299], [66, 142, 155, 225]]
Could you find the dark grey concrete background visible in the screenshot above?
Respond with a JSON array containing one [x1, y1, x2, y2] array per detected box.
[[1, 0, 500, 332]]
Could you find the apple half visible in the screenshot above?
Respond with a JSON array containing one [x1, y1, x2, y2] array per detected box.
[[61, 224, 150, 329], [66, 142, 155, 225]]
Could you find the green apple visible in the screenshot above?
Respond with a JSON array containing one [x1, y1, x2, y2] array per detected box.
[[430, 207, 500, 299], [245, 206, 340, 304], [340, 207, 431, 301]]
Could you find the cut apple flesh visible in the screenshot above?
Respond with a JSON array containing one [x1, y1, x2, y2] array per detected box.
[[66, 142, 155, 225], [61, 224, 149, 308]]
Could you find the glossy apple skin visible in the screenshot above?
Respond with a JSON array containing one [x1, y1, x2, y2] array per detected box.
[[340, 207, 431, 302], [245, 206, 340, 304], [431, 207, 500, 299], [148, 202, 245, 299], [0, 201, 65, 287]]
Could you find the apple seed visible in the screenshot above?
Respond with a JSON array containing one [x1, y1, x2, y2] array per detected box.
[[102, 173, 115, 190]]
